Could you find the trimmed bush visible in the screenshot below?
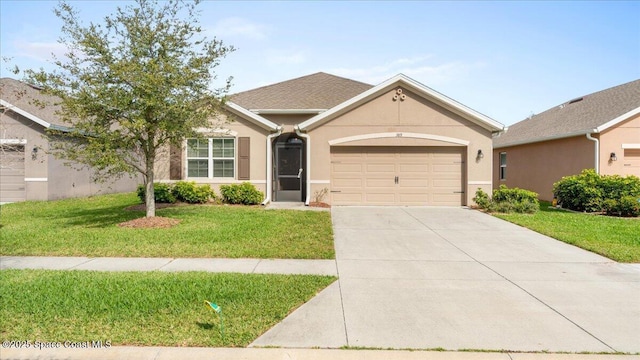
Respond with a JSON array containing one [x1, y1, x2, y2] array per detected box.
[[473, 188, 491, 209], [172, 181, 215, 204], [220, 182, 264, 205], [137, 183, 176, 204], [603, 196, 640, 217], [553, 169, 640, 216], [492, 185, 539, 205], [473, 186, 539, 214]]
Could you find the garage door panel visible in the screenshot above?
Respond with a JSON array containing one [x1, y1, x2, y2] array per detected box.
[[0, 146, 26, 202], [331, 146, 464, 206], [365, 193, 397, 204], [332, 192, 364, 205]]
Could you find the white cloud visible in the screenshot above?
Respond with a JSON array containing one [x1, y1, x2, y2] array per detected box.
[[13, 41, 68, 62], [266, 49, 306, 65], [210, 17, 267, 40], [329, 56, 484, 86]]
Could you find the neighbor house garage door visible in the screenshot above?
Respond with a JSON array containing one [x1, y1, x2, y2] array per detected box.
[[0, 145, 26, 202], [330, 146, 464, 206]]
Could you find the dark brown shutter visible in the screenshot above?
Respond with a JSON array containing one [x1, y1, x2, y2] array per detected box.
[[238, 137, 250, 180], [169, 145, 183, 180]]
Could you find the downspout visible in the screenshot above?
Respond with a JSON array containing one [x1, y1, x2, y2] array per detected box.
[[294, 125, 311, 206], [262, 126, 282, 205], [586, 131, 599, 174]]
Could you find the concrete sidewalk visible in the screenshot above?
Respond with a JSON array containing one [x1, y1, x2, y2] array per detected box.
[[0, 256, 337, 276], [1, 346, 638, 360]]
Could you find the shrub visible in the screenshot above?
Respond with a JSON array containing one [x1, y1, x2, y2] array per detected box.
[[553, 169, 640, 215], [219, 182, 264, 205], [473, 186, 538, 214], [473, 188, 491, 209], [172, 181, 215, 204], [137, 183, 176, 204], [603, 196, 640, 217], [492, 185, 539, 206]]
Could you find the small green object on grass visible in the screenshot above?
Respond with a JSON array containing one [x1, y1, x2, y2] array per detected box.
[[204, 300, 224, 341]]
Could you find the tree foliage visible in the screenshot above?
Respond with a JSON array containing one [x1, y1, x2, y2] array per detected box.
[[25, 0, 234, 217]]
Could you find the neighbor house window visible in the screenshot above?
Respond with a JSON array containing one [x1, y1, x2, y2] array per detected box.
[[186, 138, 235, 178], [499, 152, 507, 180]]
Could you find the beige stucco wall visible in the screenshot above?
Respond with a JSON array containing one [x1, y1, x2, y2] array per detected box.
[[2, 112, 50, 201], [599, 113, 640, 177], [154, 111, 271, 198], [307, 87, 495, 205], [492, 135, 594, 201], [1, 111, 139, 201]]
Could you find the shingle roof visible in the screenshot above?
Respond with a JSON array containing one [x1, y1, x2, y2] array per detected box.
[[494, 79, 640, 148], [230, 72, 373, 110], [0, 77, 67, 128]]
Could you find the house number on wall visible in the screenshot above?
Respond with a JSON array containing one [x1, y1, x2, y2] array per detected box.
[[396, 132, 403, 137]]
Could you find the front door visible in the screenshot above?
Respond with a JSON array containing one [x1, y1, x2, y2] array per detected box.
[[275, 142, 303, 201]]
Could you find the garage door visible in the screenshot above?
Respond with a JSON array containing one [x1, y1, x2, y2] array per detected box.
[[0, 145, 26, 202], [330, 146, 464, 206]]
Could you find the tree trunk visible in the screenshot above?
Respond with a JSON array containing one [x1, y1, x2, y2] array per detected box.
[[145, 160, 156, 218]]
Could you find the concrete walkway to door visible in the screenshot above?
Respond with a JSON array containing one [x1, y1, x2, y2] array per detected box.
[[251, 207, 640, 353]]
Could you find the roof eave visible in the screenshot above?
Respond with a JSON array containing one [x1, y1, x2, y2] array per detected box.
[[596, 106, 640, 132], [251, 109, 326, 115], [494, 130, 596, 149], [225, 102, 279, 131], [0, 99, 53, 129], [298, 74, 504, 132]]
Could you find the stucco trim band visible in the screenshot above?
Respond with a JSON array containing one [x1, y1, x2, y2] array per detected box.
[[310, 180, 330, 184], [621, 143, 640, 149], [468, 181, 492, 185], [0, 139, 27, 145], [25, 178, 48, 182], [328, 132, 470, 146]]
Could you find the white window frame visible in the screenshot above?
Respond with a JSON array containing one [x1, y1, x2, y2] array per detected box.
[[499, 152, 507, 181], [186, 137, 236, 179]]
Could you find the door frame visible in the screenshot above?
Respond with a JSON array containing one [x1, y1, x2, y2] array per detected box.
[[273, 133, 306, 202]]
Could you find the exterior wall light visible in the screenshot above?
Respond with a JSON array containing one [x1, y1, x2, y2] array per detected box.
[[610, 152, 617, 161], [477, 149, 484, 159]]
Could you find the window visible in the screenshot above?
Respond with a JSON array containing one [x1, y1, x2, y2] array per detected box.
[[187, 138, 235, 178], [499, 152, 507, 180]]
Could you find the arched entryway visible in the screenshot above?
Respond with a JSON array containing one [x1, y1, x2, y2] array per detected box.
[[273, 133, 306, 202]]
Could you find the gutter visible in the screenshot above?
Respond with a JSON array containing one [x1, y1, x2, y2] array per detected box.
[[261, 126, 283, 205], [586, 130, 599, 173], [294, 125, 311, 206]]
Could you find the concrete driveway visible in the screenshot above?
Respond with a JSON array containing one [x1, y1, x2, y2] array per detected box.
[[252, 207, 640, 353]]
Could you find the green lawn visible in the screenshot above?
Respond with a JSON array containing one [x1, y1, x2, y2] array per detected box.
[[0, 270, 335, 347], [0, 193, 334, 259], [494, 203, 640, 263]]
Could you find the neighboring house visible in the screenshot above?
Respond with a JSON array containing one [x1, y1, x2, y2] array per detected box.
[[156, 72, 505, 206], [0, 78, 139, 203], [493, 79, 640, 201]]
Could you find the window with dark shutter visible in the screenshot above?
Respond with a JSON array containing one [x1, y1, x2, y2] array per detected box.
[[238, 137, 250, 180], [169, 145, 182, 180]]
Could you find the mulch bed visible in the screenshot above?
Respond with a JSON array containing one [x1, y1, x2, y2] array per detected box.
[[117, 216, 181, 229], [309, 202, 331, 208]]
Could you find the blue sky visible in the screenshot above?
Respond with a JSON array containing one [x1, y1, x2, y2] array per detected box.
[[1, 0, 639, 125]]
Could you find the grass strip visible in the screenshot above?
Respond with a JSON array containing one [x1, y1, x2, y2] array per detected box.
[[494, 202, 640, 263], [0, 270, 336, 347], [0, 193, 334, 259]]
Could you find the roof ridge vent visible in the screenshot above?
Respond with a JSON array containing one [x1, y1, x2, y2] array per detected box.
[[568, 97, 583, 104]]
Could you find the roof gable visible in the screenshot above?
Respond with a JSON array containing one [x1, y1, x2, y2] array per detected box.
[[229, 72, 373, 112], [494, 79, 640, 148], [297, 74, 504, 132], [0, 77, 71, 131]]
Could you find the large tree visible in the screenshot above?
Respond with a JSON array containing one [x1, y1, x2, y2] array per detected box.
[[26, 0, 234, 217]]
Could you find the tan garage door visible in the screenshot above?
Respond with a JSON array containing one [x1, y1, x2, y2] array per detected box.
[[0, 145, 26, 202], [331, 146, 464, 206]]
